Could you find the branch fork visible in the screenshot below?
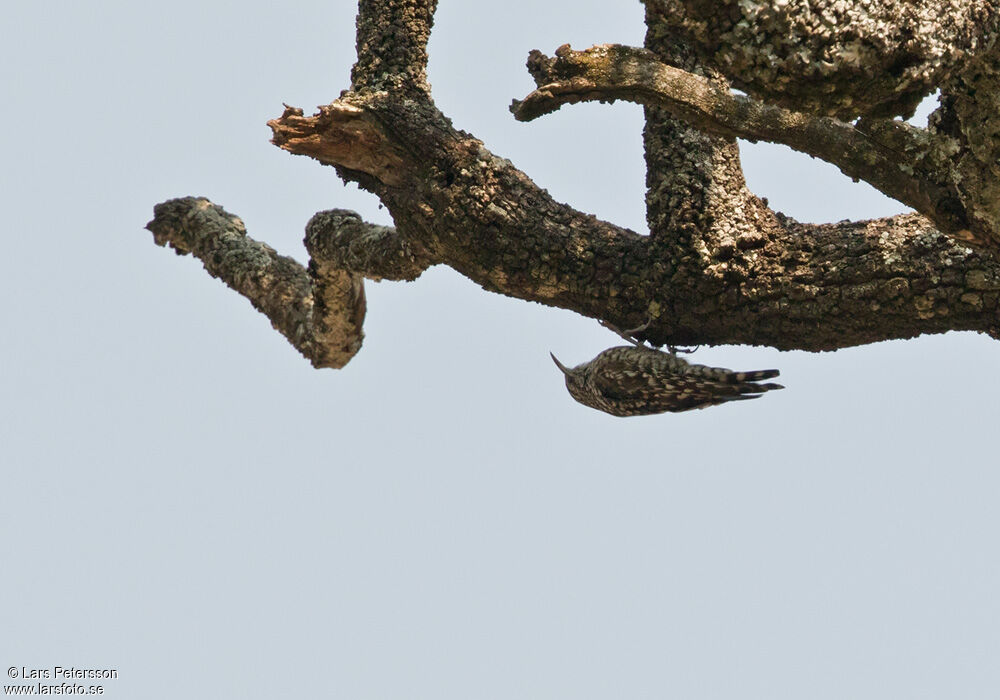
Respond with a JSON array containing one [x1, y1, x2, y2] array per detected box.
[[512, 43, 985, 246]]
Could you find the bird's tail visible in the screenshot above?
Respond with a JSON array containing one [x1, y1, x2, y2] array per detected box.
[[729, 368, 780, 382], [722, 381, 784, 402], [688, 364, 782, 384]]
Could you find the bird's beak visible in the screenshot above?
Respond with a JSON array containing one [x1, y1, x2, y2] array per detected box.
[[550, 352, 571, 376]]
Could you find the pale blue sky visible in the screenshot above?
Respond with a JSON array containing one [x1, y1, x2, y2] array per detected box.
[[2, 2, 998, 699]]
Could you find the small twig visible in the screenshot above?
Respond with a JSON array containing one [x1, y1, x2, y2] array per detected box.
[[599, 318, 652, 346]]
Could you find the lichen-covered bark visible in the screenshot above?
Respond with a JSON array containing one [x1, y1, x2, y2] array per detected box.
[[352, 0, 437, 92], [146, 198, 369, 369], [512, 44, 984, 244], [145, 0, 1000, 375], [657, 213, 1000, 350], [928, 41, 1000, 249], [305, 209, 431, 282], [643, 0, 1000, 119]]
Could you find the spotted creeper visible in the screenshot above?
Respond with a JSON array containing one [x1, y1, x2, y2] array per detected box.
[[550, 321, 783, 416]]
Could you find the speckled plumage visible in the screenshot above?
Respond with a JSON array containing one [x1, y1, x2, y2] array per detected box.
[[550, 345, 783, 416]]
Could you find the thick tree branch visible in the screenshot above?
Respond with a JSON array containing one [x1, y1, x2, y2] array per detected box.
[[643, 0, 1000, 120], [352, 0, 437, 92], [269, 94, 651, 323], [269, 104, 410, 187], [265, 88, 1000, 351], [146, 198, 367, 369], [927, 42, 1000, 254], [512, 44, 980, 244], [684, 212, 1000, 350], [144, 0, 1000, 380], [305, 209, 432, 282]]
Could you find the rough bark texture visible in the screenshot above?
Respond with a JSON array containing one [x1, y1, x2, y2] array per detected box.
[[146, 198, 368, 369], [512, 43, 975, 241], [644, 0, 1000, 119], [145, 0, 1000, 379]]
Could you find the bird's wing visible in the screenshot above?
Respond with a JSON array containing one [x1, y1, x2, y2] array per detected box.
[[591, 353, 778, 413]]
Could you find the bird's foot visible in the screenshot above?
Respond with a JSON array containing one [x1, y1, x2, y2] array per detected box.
[[668, 345, 700, 355]]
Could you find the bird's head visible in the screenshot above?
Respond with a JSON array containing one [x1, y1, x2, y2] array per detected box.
[[550, 352, 590, 401]]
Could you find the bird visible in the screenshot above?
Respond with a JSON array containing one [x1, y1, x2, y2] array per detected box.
[[550, 344, 783, 416]]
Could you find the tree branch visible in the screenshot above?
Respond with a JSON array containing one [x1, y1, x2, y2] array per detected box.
[[642, 0, 1000, 120], [352, 0, 437, 92], [305, 209, 432, 282], [269, 93, 652, 324], [269, 104, 410, 187], [146, 198, 368, 369], [264, 86, 1000, 351], [926, 42, 1000, 255], [143, 0, 1000, 380], [512, 44, 980, 244]]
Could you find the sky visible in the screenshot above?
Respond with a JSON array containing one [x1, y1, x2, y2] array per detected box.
[[2, 1, 998, 699]]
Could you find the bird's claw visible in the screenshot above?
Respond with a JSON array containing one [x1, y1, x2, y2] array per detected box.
[[668, 345, 700, 355]]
